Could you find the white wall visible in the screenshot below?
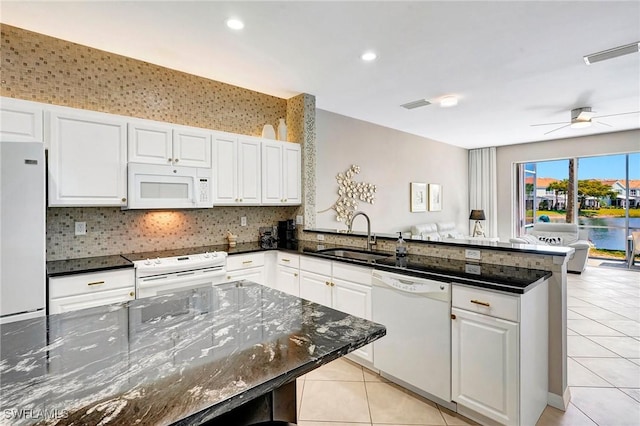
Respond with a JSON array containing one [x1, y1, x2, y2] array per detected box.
[[316, 109, 469, 235], [496, 129, 640, 241]]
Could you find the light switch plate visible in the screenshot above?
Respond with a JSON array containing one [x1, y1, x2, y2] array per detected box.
[[75, 221, 86, 236], [296, 215, 303, 225], [240, 216, 247, 227], [465, 249, 481, 260], [317, 234, 325, 241]]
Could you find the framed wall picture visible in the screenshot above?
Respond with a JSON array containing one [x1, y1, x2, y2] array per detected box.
[[428, 183, 442, 211], [410, 182, 427, 212]]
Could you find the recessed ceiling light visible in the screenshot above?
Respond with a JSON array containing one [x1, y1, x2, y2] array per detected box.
[[570, 121, 591, 129], [226, 18, 244, 30], [439, 96, 458, 107], [361, 51, 377, 62]]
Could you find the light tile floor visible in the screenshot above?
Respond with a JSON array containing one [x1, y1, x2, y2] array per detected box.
[[295, 261, 640, 426]]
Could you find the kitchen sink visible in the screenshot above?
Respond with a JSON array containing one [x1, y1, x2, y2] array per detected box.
[[316, 248, 391, 262]]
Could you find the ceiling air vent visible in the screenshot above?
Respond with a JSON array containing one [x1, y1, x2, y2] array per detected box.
[[400, 99, 431, 110]]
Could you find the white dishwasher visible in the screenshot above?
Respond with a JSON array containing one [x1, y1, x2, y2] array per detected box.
[[372, 269, 451, 404]]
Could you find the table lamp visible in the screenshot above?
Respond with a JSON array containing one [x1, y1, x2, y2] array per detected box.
[[469, 210, 486, 237]]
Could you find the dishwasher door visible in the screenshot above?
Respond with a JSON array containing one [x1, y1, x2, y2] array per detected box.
[[372, 270, 451, 402]]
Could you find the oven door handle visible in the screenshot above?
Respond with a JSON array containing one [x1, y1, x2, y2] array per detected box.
[[137, 269, 227, 288]]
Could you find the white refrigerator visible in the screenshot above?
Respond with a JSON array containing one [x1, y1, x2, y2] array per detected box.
[[0, 141, 46, 324]]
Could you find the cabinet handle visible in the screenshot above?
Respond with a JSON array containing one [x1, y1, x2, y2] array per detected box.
[[242, 260, 253, 264], [87, 281, 105, 286], [470, 299, 491, 307], [129, 291, 135, 297], [227, 276, 232, 280], [121, 197, 127, 203], [325, 281, 330, 286], [284, 198, 288, 202], [330, 282, 335, 287], [451, 313, 456, 320], [294, 273, 298, 277], [168, 158, 173, 162], [174, 158, 179, 163], [282, 259, 290, 262]]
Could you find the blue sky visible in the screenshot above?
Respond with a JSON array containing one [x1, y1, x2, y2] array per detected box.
[[533, 153, 640, 180]]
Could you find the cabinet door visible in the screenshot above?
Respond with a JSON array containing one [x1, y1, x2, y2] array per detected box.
[[299, 270, 332, 307], [128, 121, 173, 165], [333, 278, 373, 363], [49, 287, 135, 314], [0, 97, 43, 142], [452, 307, 519, 426], [48, 110, 127, 206], [226, 267, 265, 286], [237, 137, 262, 204], [282, 142, 301, 205], [212, 134, 238, 204], [261, 140, 283, 204], [173, 127, 211, 168], [275, 265, 299, 297]]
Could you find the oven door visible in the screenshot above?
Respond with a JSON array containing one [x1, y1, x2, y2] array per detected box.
[[136, 266, 226, 299]]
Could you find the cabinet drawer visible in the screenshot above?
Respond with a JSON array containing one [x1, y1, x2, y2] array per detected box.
[[333, 262, 372, 285], [300, 255, 332, 276], [452, 285, 519, 322], [49, 269, 135, 299], [49, 287, 135, 314], [277, 252, 299, 268], [227, 252, 265, 271]]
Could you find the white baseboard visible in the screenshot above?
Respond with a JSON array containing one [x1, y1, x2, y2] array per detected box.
[[547, 387, 571, 410]]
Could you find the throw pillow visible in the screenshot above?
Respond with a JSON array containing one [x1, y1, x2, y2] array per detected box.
[[537, 236, 563, 245], [520, 234, 544, 245]]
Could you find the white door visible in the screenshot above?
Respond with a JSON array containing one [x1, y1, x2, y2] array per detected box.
[[261, 141, 283, 204], [0, 98, 43, 143], [282, 142, 301, 205], [333, 278, 373, 362], [299, 270, 332, 307], [212, 134, 238, 204], [275, 265, 299, 297], [452, 307, 519, 426], [237, 137, 261, 204], [173, 127, 211, 168], [128, 121, 173, 165], [47, 110, 127, 206]]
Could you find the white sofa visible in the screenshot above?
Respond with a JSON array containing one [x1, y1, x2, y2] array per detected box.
[[509, 223, 591, 273], [410, 222, 465, 241]]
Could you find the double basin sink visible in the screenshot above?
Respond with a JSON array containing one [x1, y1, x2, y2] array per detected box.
[[315, 248, 392, 263]]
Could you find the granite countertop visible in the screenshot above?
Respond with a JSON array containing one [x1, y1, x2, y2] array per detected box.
[[46, 254, 134, 277], [0, 282, 386, 425]]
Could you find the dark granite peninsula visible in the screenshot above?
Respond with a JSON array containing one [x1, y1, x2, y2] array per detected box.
[[0, 282, 386, 426]]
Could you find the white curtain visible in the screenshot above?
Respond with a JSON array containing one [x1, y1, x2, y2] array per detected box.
[[469, 147, 497, 238]]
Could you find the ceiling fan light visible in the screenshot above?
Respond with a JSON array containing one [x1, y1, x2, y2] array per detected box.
[[570, 120, 591, 129]]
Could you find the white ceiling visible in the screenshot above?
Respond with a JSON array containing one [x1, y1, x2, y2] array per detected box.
[[1, 1, 639, 149]]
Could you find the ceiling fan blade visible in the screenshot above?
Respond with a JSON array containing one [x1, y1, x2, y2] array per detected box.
[[593, 111, 640, 119], [544, 124, 572, 135], [530, 121, 569, 127], [594, 120, 613, 127]]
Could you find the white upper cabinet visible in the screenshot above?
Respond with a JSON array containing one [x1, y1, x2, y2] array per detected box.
[[261, 140, 301, 205], [47, 108, 128, 207], [0, 98, 43, 143], [129, 121, 211, 168], [128, 121, 173, 165], [173, 126, 211, 168], [212, 133, 261, 205]]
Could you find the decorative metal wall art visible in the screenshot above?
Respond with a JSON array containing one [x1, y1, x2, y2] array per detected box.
[[318, 164, 376, 223]]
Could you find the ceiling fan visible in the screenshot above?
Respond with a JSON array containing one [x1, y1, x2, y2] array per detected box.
[[530, 107, 640, 135]]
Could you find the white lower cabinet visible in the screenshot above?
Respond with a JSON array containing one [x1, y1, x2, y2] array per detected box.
[[226, 252, 266, 285], [275, 253, 300, 296], [299, 256, 373, 364], [451, 282, 548, 426], [48, 269, 135, 314]]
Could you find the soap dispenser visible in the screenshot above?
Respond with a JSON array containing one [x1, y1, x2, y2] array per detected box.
[[395, 232, 407, 258]]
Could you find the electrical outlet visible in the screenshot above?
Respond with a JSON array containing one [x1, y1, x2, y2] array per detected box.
[[317, 234, 325, 241], [296, 215, 303, 225], [75, 221, 87, 236], [465, 263, 482, 275], [465, 249, 481, 260], [240, 216, 247, 227]]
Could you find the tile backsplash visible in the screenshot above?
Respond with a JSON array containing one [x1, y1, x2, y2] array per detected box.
[[47, 206, 298, 260]]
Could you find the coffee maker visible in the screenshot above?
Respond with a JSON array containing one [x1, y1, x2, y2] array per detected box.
[[277, 219, 297, 249]]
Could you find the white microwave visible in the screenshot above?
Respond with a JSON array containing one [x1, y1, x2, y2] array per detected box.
[[127, 163, 213, 209]]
